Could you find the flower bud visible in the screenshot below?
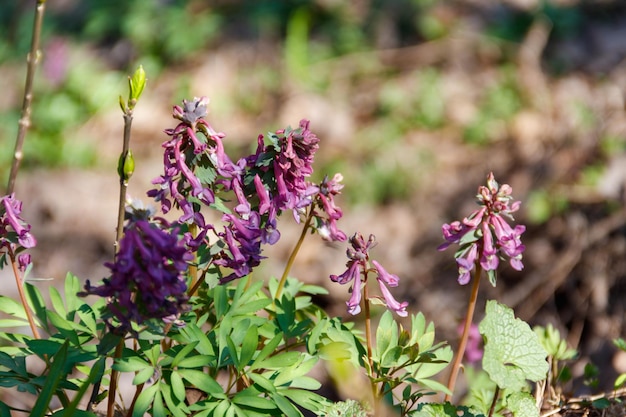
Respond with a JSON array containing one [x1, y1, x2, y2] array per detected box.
[[117, 150, 135, 182], [128, 65, 146, 106]]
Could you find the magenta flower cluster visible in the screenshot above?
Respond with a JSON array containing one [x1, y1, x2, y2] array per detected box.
[[0, 194, 36, 271], [438, 172, 525, 285], [146, 98, 346, 284], [331, 233, 408, 317], [83, 220, 192, 331]]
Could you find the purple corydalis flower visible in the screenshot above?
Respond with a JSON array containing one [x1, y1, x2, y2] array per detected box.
[[82, 220, 192, 331], [438, 172, 525, 285], [149, 97, 225, 223], [372, 260, 408, 317], [269, 119, 320, 213], [312, 174, 347, 242], [1, 194, 37, 250], [330, 233, 408, 316], [215, 212, 265, 284]]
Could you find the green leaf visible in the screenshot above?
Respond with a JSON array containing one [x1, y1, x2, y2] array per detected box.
[[49, 286, 67, 318], [252, 351, 301, 371], [114, 355, 152, 373], [171, 341, 199, 368], [375, 310, 397, 360], [505, 391, 539, 417], [252, 333, 283, 367], [25, 283, 48, 332], [133, 366, 156, 385], [64, 273, 81, 314], [238, 325, 258, 371], [178, 369, 226, 398], [30, 341, 69, 417], [47, 310, 80, 345], [281, 388, 329, 413], [170, 371, 187, 403], [176, 355, 214, 369], [271, 392, 302, 417], [233, 389, 277, 410], [128, 65, 146, 103], [178, 323, 215, 357], [153, 389, 167, 417], [0, 296, 28, 320], [61, 357, 105, 417], [318, 341, 353, 361], [226, 335, 240, 369], [0, 319, 30, 327], [133, 384, 158, 417], [415, 402, 485, 417], [479, 301, 549, 391], [274, 355, 317, 387], [249, 373, 277, 394]]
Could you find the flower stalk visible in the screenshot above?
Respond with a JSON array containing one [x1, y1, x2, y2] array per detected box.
[[445, 264, 482, 401], [275, 208, 314, 299], [9, 251, 40, 339], [7, 0, 47, 194]]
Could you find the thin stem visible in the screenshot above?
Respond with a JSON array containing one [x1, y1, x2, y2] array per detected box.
[[274, 209, 314, 300], [445, 264, 483, 402], [9, 251, 40, 339], [107, 341, 124, 417], [362, 271, 379, 412], [125, 382, 144, 417], [187, 223, 199, 295], [114, 113, 134, 254], [7, 0, 47, 194], [488, 385, 500, 417]]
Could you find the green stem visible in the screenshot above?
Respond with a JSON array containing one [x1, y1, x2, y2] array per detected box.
[[7, 0, 47, 194], [445, 263, 483, 402], [274, 208, 314, 300], [114, 113, 134, 254]]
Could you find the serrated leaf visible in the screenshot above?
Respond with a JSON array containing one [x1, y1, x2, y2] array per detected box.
[[479, 301, 548, 391], [505, 391, 539, 417]]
